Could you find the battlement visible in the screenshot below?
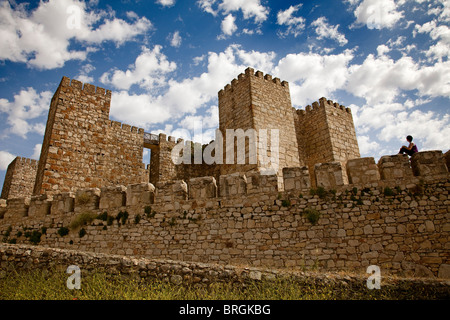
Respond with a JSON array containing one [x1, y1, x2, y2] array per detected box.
[[10, 157, 39, 168], [109, 120, 145, 135], [218, 67, 289, 97], [59, 76, 111, 98], [296, 97, 352, 116], [1, 150, 447, 220]]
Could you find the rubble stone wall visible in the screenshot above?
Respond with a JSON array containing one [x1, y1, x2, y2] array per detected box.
[[1, 151, 448, 279]]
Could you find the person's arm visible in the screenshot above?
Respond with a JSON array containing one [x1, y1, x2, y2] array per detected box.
[[406, 142, 414, 150]]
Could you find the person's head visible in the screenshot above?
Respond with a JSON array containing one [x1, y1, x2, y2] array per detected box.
[[406, 135, 413, 142]]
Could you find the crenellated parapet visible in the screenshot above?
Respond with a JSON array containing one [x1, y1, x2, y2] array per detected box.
[[296, 97, 352, 117], [59, 76, 111, 98], [218, 67, 289, 98], [0, 150, 448, 223]]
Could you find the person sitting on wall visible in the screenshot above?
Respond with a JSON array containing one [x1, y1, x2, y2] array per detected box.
[[398, 135, 418, 156]]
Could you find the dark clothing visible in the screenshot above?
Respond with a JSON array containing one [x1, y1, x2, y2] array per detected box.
[[399, 144, 418, 156]]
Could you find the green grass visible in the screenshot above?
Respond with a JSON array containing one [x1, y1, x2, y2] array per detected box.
[[0, 268, 447, 300]]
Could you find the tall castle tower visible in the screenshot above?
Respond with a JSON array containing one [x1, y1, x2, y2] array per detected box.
[[218, 67, 360, 187], [33, 77, 148, 196], [218, 67, 302, 183], [294, 98, 360, 186]]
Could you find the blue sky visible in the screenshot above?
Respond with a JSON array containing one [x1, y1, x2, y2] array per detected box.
[[0, 0, 449, 189]]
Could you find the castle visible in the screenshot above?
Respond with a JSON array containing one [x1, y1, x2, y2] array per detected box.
[[0, 68, 449, 279], [1, 67, 360, 198]]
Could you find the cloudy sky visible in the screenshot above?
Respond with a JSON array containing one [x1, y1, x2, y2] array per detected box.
[[0, 0, 449, 189]]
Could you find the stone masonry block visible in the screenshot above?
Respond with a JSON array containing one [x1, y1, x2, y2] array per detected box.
[[378, 154, 413, 180], [246, 171, 278, 194], [155, 180, 188, 203], [282, 167, 310, 191], [75, 188, 101, 212], [315, 162, 347, 189], [51, 192, 75, 215], [99, 185, 127, 209], [219, 173, 247, 197], [3, 197, 30, 219], [346, 157, 380, 185], [126, 183, 155, 206], [188, 177, 217, 199], [28, 194, 52, 217], [411, 150, 449, 176]]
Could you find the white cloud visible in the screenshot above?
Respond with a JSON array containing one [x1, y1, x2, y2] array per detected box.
[[197, 0, 218, 16], [108, 44, 275, 129], [0, 0, 152, 69], [0, 151, 16, 171], [75, 63, 96, 83], [346, 54, 450, 104], [415, 19, 450, 61], [169, 31, 182, 47], [311, 17, 348, 46], [219, 14, 238, 38], [276, 4, 305, 38], [218, 0, 269, 23], [275, 49, 355, 107], [31, 144, 42, 160], [156, 0, 176, 7], [0, 88, 52, 139], [351, 0, 404, 29], [376, 44, 390, 56], [354, 103, 450, 153], [197, 0, 269, 22], [100, 45, 177, 91], [357, 135, 381, 155]]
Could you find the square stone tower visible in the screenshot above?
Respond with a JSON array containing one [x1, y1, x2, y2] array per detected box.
[[294, 97, 360, 186], [218, 68, 301, 185], [1, 157, 38, 199], [33, 76, 148, 196]]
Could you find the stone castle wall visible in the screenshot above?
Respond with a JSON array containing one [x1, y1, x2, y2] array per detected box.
[[1, 157, 38, 200], [1, 150, 448, 278], [33, 77, 148, 196]]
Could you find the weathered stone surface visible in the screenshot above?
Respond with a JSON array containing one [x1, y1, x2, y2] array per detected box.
[[378, 154, 413, 180], [438, 264, 450, 279], [315, 162, 347, 188], [155, 180, 188, 203], [28, 194, 52, 217], [347, 157, 380, 184], [282, 167, 310, 191], [188, 177, 217, 199], [411, 150, 448, 176], [126, 183, 155, 206], [99, 185, 127, 209], [75, 188, 101, 212], [219, 173, 247, 197], [1, 157, 37, 199]]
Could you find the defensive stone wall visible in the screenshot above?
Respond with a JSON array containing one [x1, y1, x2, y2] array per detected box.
[[2, 243, 449, 294], [1, 157, 38, 200], [0, 150, 448, 279]]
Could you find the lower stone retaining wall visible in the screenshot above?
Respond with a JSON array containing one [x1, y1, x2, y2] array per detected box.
[[1, 243, 449, 293]]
